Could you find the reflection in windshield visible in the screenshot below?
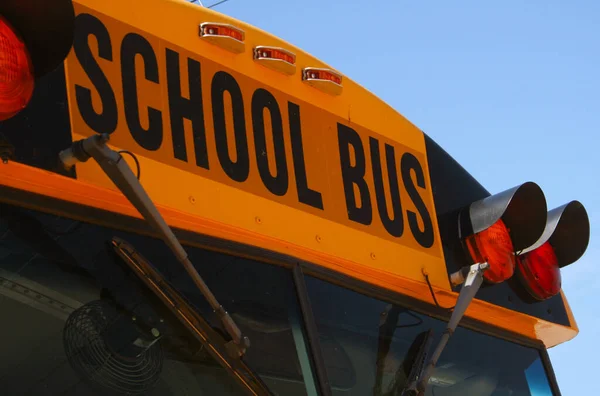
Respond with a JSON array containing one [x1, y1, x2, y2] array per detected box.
[[0, 204, 317, 395], [525, 359, 553, 396], [0, 202, 558, 396], [304, 276, 555, 396]]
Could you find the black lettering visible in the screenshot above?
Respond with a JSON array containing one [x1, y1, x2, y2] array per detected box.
[[73, 13, 117, 134], [337, 123, 372, 225], [121, 33, 162, 151], [251, 89, 288, 196], [401, 153, 434, 248], [288, 102, 323, 209], [369, 138, 404, 237], [166, 49, 209, 168], [211, 71, 249, 182]]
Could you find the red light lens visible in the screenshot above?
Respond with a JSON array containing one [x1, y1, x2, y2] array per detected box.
[[204, 25, 244, 41], [517, 241, 561, 300], [258, 48, 295, 64], [0, 15, 34, 121], [466, 219, 515, 283], [307, 70, 342, 85]]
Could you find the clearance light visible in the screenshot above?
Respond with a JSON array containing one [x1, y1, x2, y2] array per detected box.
[[517, 201, 590, 300], [253, 46, 296, 75], [0, 15, 34, 121], [457, 182, 547, 284], [199, 22, 245, 53], [302, 67, 343, 95]]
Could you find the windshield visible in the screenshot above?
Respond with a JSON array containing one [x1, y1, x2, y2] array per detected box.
[[0, 203, 316, 395], [0, 203, 556, 395], [304, 276, 555, 396]]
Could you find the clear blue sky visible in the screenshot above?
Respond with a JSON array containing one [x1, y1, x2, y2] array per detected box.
[[212, 0, 598, 393]]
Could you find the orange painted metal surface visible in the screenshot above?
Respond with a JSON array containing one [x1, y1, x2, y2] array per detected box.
[[64, 0, 449, 290], [0, 161, 578, 347]]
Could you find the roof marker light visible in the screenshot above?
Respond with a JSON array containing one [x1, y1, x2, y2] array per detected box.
[[199, 22, 245, 53], [302, 67, 343, 96], [253, 46, 296, 75], [0, 15, 34, 121]]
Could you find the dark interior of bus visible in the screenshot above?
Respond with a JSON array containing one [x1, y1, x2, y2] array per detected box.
[[0, 202, 555, 395]]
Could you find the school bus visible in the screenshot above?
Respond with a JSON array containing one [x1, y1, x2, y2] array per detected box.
[[0, 0, 590, 395]]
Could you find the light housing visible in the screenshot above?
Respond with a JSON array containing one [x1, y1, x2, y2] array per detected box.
[[458, 182, 548, 284], [302, 67, 343, 95], [199, 22, 245, 53], [517, 201, 590, 300], [253, 46, 296, 75], [0, 0, 75, 79], [0, 0, 75, 120]]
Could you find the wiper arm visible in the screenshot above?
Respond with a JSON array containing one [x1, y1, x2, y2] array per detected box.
[[415, 262, 489, 395], [59, 133, 249, 357]]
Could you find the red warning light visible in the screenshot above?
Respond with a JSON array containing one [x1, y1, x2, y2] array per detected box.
[[0, 15, 34, 121], [517, 241, 561, 300], [465, 219, 516, 283]]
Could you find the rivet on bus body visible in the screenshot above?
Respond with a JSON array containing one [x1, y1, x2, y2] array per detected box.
[[315, 235, 322, 243], [189, 196, 196, 204], [255, 216, 262, 224], [370, 252, 376, 260]]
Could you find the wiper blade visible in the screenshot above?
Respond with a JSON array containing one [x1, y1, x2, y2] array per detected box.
[[59, 133, 249, 357], [399, 329, 433, 396], [111, 237, 272, 395], [373, 305, 431, 396]]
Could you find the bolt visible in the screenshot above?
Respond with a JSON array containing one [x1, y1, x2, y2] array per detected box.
[[189, 196, 196, 204], [370, 252, 376, 260], [255, 216, 262, 224], [315, 235, 322, 243]]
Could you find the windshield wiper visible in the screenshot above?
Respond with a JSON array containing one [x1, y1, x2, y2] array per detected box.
[[399, 329, 433, 396], [373, 305, 432, 396], [111, 236, 271, 395], [415, 262, 490, 394], [59, 133, 249, 357], [374, 263, 490, 396]]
